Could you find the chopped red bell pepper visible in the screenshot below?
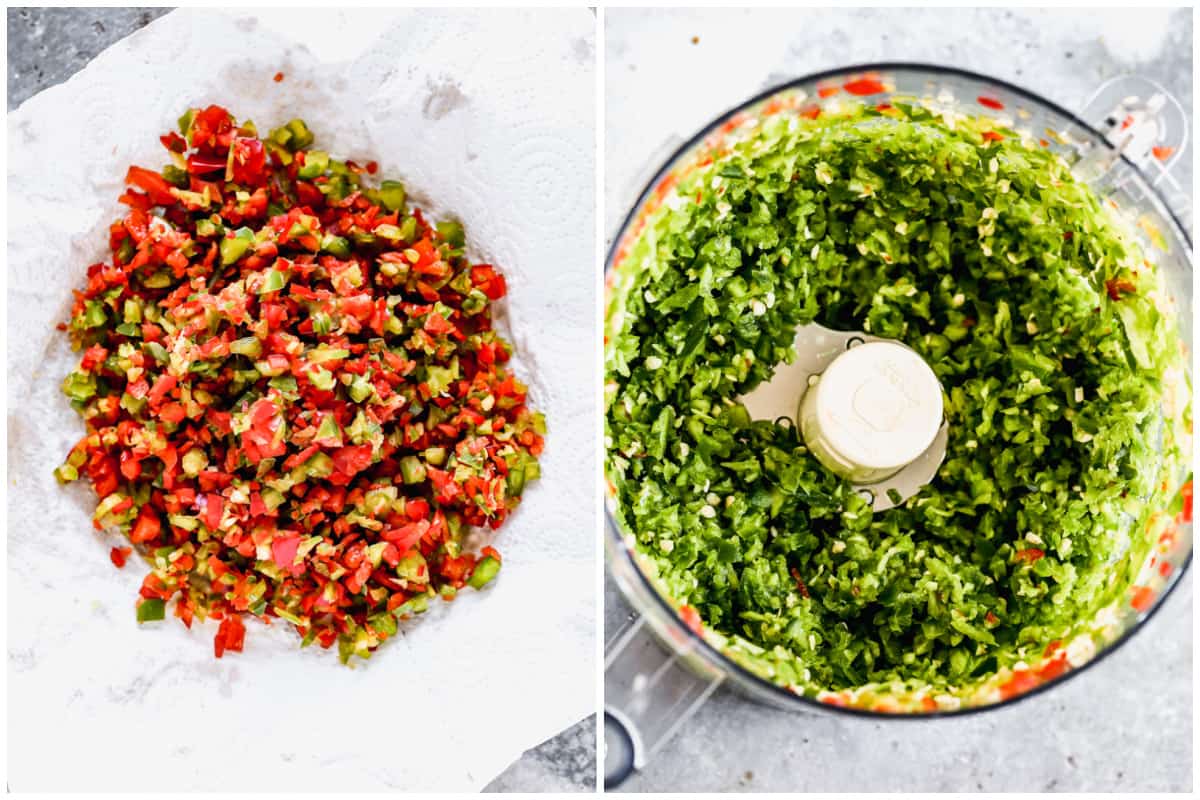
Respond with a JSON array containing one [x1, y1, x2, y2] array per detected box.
[[56, 105, 544, 664]]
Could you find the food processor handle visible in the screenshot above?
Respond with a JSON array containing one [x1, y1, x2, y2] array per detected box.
[[604, 130, 728, 791], [603, 615, 724, 789]]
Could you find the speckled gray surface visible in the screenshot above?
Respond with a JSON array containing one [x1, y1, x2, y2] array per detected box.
[[7, 7, 171, 109], [605, 7, 1193, 793], [7, 7, 595, 792]]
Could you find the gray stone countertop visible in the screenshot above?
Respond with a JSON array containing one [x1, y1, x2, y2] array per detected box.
[[7, 7, 594, 793], [605, 7, 1192, 793]]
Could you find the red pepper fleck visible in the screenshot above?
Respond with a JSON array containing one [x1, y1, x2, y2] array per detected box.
[[214, 615, 246, 658], [843, 77, 886, 96], [999, 668, 1039, 700], [790, 567, 810, 598], [1014, 548, 1044, 563], [1037, 654, 1069, 681], [977, 96, 1005, 110], [817, 85, 840, 99], [1105, 277, 1137, 301], [1152, 145, 1175, 161], [273, 72, 284, 83], [981, 131, 1005, 143], [1130, 585, 1155, 612], [110, 546, 133, 569], [678, 604, 703, 635]]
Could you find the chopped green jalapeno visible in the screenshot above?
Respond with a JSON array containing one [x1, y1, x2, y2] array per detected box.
[[399, 455, 427, 485], [297, 150, 328, 179], [436, 220, 466, 248], [467, 556, 500, 589], [605, 98, 1190, 709], [219, 227, 255, 266], [379, 180, 406, 212], [137, 598, 166, 623]]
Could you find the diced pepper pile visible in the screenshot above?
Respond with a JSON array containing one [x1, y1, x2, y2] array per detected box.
[[57, 105, 545, 663]]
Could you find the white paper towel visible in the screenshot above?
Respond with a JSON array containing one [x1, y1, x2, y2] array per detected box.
[[7, 8, 596, 792]]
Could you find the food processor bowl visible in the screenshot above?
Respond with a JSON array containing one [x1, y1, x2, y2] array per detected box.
[[603, 63, 1193, 787]]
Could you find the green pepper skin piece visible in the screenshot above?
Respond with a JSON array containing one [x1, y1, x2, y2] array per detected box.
[[137, 598, 166, 623], [379, 180, 406, 212], [468, 556, 501, 589]]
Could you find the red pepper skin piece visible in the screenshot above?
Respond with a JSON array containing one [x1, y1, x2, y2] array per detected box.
[[203, 494, 223, 532], [89, 455, 121, 498], [271, 535, 302, 570], [187, 153, 227, 175], [439, 554, 474, 585], [159, 403, 187, 424], [125, 166, 177, 206], [976, 96, 1005, 110], [230, 137, 267, 185], [129, 505, 162, 544], [188, 105, 234, 151], [981, 131, 1005, 142], [470, 265, 507, 300], [1181, 480, 1193, 523], [119, 451, 143, 481], [147, 374, 177, 406], [110, 546, 133, 568], [214, 615, 246, 658], [160, 131, 188, 153], [331, 445, 374, 479], [381, 519, 431, 553], [79, 345, 108, 372], [405, 498, 430, 521]]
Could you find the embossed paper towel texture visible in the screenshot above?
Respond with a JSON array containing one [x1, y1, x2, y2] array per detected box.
[[7, 8, 595, 792]]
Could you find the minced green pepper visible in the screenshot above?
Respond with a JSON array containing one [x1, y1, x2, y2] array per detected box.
[[605, 97, 1190, 705]]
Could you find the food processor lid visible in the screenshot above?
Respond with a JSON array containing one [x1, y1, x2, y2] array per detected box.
[[810, 341, 943, 471]]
